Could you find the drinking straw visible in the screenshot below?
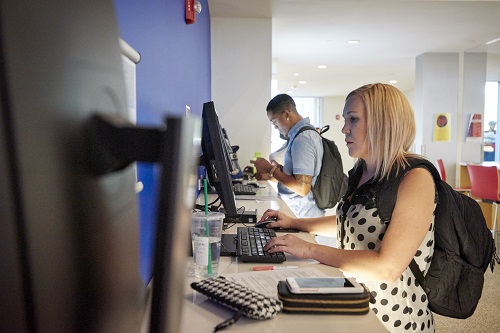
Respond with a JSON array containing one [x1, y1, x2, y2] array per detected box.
[[203, 178, 212, 275]]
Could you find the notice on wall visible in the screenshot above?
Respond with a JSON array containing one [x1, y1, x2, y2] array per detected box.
[[465, 113, 483, 143], [433, 113, 451, 142]]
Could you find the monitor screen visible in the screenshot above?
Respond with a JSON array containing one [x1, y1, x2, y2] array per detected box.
[[149, 116, 201, 333], [201, 101, 238, 217], [0, 1, 145, 331]]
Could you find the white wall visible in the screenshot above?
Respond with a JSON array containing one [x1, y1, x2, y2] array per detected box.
[[415, 52, 486, 186], [210, 17, 272, 166], [461, 53, 487, 165], [323, 96, 356, 173]]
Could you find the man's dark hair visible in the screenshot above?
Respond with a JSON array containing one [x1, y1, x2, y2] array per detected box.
[[266, 94, 296, 115]]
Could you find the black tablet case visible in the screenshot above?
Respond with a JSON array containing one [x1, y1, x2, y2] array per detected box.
[[277, 281, 371, 314]]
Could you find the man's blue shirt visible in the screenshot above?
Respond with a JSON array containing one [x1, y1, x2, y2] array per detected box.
[[277, 117, 325, 218]]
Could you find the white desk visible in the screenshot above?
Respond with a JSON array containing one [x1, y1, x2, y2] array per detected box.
[[181, 182, 387, 333]]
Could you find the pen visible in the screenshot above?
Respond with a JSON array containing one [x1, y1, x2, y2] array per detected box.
[[251, 265, 299, 271]]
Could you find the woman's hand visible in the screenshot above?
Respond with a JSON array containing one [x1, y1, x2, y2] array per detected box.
[[263, 234, 315, 259], [259, 209, 297, 230]]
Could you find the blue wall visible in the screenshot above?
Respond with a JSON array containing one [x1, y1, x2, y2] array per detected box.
[[113, 0, 211, 282]]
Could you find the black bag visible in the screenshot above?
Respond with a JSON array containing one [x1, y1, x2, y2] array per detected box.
[[292, 125, 348, 209], [376, 157, 499, 319], [191, 276, 282, 332], [277, 281, 371, 314]]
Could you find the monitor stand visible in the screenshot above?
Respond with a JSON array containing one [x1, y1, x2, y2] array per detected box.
[[220, 234, 237, 256], [220, 208, 258, 224]]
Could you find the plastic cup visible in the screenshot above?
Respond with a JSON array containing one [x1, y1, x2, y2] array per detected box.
[[253, 152, 262, 174], [190, 211, 225, 278]]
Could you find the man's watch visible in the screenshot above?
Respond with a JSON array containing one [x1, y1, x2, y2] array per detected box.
[[268, 165, 277, 178]]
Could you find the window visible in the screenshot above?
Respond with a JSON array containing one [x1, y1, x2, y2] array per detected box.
[[484, 81, 499, 161], [484, 82, 498, 126]]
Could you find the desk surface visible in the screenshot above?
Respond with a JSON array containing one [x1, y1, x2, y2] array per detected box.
[[181, 182, 387, 333]]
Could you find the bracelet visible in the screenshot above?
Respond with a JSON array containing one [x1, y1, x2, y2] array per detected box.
[[268, 165, 277, 178]]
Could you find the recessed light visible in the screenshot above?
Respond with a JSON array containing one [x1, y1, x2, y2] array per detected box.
[[318, 65, 327, 69], [294, 73, 299, 76], [299, 81, 307, 84], [486, 37, 500, 45], [389, 80, 398, 84], [347, 40, 359, 45]]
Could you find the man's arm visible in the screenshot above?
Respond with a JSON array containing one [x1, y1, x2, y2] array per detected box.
[[272, 168, 312, 196], [251, 158, 312, 196]]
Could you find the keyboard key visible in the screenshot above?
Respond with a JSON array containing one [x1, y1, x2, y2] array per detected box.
[[236, 227, 286, 263], [233, 184, 257, 195]]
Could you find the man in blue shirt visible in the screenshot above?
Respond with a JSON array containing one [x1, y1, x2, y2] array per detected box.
[[251, 94, 324, 218]]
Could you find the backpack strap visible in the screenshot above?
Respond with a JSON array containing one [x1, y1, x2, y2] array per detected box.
[[319, 125, 330, 135], [409, 258, 425, 290], [377, 157, 441, 290], [295, 125, 318, 137], [377, 158, 440, 221], [295, 125, 344, 168], [288, 125, 321, 173], [288, 125, 317, 154]]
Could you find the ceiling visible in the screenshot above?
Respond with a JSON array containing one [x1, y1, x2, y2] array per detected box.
[[208, 0, 500, 97]]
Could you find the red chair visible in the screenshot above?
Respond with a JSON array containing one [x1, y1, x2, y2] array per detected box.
[[436, 159, 471, 195], [467, 164, 499, 244]]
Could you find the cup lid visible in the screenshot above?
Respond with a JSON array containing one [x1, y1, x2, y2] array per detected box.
[[191, 211, 225, 221]]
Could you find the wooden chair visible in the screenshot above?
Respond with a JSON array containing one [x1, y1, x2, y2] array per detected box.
[[467, 164, 499, 244], [436, 159, 471, 195]]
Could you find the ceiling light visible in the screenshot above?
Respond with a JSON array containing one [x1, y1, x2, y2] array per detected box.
[[347, 40, 359, 44], [389, 80, 398, 84], [299, 81, 307, 84], [318, 65, 327, 69], [294, 73, 299, 76], [286, 90, 294, 94], [486, 37, 500, 45]]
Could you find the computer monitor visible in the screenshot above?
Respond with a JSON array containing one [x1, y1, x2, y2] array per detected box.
[[148, 116, 201, 333], [0, 1, 150, 332], [83, 112, 200, 333], [201, 101, 239, 217]]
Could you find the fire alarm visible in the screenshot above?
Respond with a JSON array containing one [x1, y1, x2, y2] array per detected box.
[[186, 0, 202, 24]]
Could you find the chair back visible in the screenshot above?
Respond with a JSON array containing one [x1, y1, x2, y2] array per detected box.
[[467, 164, 500, 202], [436, 159, 447, 182]]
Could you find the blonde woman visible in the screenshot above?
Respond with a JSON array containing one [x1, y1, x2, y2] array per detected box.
[[262, 83, 436, 332]]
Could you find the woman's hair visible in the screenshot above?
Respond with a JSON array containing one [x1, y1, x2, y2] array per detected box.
[[346, 83, 418, 180]]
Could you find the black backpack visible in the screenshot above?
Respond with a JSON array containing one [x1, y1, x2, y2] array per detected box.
[[292, 125, 348, 209], [377, 157, 499, 319]]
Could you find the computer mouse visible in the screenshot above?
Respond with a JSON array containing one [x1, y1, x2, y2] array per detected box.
[[255, 217, 278, 228]]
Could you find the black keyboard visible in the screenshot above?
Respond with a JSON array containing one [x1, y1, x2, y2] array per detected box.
[[236, 227, 286, 263], [233, 183, 257, 195]]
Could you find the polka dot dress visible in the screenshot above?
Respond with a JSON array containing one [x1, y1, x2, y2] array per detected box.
[[336, 169, 436, 333]]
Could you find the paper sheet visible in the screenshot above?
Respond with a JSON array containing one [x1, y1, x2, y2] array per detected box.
[[222, 266, 329, 298]]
